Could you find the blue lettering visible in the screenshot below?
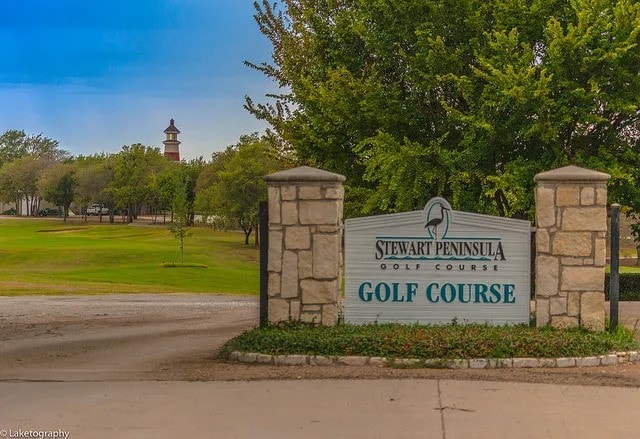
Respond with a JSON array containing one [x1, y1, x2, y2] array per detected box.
[[441, 284, 456, 303], [426, 283, 440, 303], [504, 284, 516, 303], [474, 284, 490, 303], [406, 283, 418, 302], [358, 282, 373, 302], [375, 283, 391, 302], [392, 283, 404, 302], [489, 284, 502, 303], [458, 284, 471, 303]]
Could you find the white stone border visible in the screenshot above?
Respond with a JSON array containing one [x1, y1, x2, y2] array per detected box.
[[228, 351, 640, 369]]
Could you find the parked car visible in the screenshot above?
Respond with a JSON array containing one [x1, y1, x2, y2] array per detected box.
[[2, 208, 16, 215], [38, 207, 61, 217], [86, 204, 109, 215]]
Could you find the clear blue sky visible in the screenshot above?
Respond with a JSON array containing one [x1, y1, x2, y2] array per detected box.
[[0, 0, 274, 160]]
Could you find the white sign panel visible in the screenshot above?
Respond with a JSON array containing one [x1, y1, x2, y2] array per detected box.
[[345, 198, 531, 325]]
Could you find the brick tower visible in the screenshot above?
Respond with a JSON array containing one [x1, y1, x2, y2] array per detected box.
[[163, 118, 181, 161]]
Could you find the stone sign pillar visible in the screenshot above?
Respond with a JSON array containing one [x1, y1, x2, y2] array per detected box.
[[265, 166, 345, 325], [534, 165, 610, 331]]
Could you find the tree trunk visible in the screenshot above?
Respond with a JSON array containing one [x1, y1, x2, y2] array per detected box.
[[636, 246, 639, 266], [243, 226, 252, 245], [254, 222, 259, 247]]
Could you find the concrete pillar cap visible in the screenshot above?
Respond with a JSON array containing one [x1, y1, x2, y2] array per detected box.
[[265, 166, 346, 183], [534, 165, 610, 182]]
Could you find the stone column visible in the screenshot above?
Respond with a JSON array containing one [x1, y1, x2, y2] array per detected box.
[[265, 166, 345, 325], [534, 165, 610, 331]]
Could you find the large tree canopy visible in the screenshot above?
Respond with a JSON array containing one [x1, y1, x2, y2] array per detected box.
[[246, 0, 640, 219]]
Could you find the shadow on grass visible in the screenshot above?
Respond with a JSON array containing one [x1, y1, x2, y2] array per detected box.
[[160, 262, 209, 269]]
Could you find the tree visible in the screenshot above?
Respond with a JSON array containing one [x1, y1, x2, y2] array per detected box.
[[0, 129, 68, 167], [0, 155, 51, 215], [247, 0, 640, 218], [168, 180, 192, 265], [198, 134, 282, 245], [74, 154, 114, 222], [108, 144, 168, 223], [38, 163, 77, 222], [0, 130, 29, 167], [0, 130, 68, 215]]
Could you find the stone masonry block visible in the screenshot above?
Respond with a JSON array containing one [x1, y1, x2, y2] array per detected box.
[[285, 226, 310, 250], [313, 233, 340, 279], [321, 304, 338, 326], [536, 187, 556, 227], [561, 266, 604, 291], [310, 356, 334, 366], [300, 312, 321, 324], [281, 251, 299, 298], [298, 250, 313, 279], [299, 201, 338, 225], [580, 187, 595, 205], [267, 230, 283, 272], [281, 201, 298, 225], [536, 255, 559, 297], [556, 185, 580, 206], [596, 187, 607, 205], [551, 315, 579, 329], [290, 300, 300, 320], [298, 185, 323, 200], [536, 229, 550, 253], [562, 207, 607, 231], [316, 225, 340, 233], [268, 298, 289, 323], [281, 185, 297, 201], [552, 232, 592, 257], [581, 291, 604, 331], [561, 258, 583, 266], [536, 298, 550, 327], [268, 186, 281, 224], [594, 236, 606, 267], [575, 356, 600, 367], [301, 279, 338, 304], [268, 272, 281, 297], [324, 186, 345, 200], [556, 357, 576, 368], [567, 291, 580, 317], [550, 297, 567, 316]]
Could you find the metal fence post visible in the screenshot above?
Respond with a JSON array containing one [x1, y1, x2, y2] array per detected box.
[[610, 204, 620, 331], [259, 201, 268, 327]]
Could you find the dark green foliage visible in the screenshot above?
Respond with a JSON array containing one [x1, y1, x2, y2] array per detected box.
[[605, 272, 640, 301], [247, 0, 640, 219], [221, 321, 638, 360]]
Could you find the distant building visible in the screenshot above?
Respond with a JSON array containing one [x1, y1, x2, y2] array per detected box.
[[163, 118, 181, 161]]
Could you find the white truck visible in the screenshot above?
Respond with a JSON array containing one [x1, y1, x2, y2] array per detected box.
[[86, 204, 109, 216]]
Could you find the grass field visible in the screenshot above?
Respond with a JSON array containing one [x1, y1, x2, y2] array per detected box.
[[0, 218, 259, 295]]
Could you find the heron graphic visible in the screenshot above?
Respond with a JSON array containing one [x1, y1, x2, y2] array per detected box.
[[425, 202, 450, 240]]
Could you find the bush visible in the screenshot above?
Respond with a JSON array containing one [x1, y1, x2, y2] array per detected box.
[[220, 321, 638, 360], [605, 272, 640, 301]]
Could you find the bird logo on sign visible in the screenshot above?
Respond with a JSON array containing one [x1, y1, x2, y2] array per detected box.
[[423, 198, 452, 240]]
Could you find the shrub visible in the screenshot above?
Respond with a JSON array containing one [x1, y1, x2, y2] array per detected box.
[[605, 273, 640, 301]]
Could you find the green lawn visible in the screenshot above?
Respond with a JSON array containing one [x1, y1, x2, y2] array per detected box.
[[606, 265, 640, 273], [0, 218, 259, 295]]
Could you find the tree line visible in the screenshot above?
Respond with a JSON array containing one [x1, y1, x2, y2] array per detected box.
[[0, 130, 284, 244]]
